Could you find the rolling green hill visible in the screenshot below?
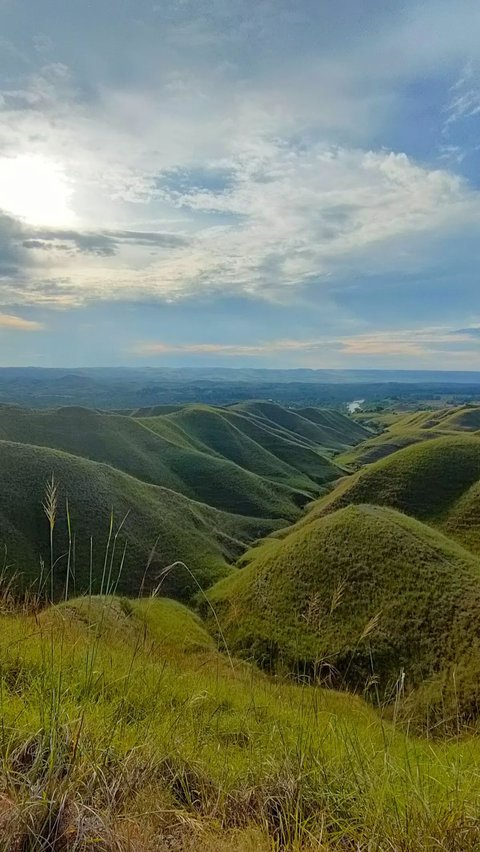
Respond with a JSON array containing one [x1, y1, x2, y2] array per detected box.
[[152, 401, 366, 486], [0, 400, 372, 518], [207, 504, 480, 701], [0, 439, 285, 600], [0, 405, 312, 518], [141, 404, 323, 492], [297, 406, 372, 446], [306, 435, 480, 546], [437, 405, 480, 431], [0, 400, 372, 603], [4, 394, 480, 847], [230, 400, 371, 449], [145, 402, 352, 487], [340, 405, 480, 467]]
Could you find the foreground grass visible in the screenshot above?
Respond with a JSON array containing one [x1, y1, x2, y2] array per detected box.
[[0, 595, 479, 849]]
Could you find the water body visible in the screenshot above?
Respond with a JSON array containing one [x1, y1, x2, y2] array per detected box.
[[347, 399, 365, 414]]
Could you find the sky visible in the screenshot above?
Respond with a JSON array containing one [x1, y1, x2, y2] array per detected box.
[[0, 0, 479, 369]]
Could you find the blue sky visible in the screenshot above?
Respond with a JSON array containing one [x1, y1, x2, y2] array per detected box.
[[0, 0, 479, 369]]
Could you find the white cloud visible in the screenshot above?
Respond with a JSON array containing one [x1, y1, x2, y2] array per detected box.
[[0, 1, 480, 311], [1, 140, 479, 308]]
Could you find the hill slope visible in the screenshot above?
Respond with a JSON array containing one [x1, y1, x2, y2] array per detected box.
[[143, 402, 360, 487], [140, 404, 324, 492], [303, 435, 480, 551], [340, 405, 480, 467], [230, 400, 371, 449], [297, 406, 372, 446], [0, 440, 282, 600], [0, 401, 372, 602], [3, 595, 480, 847], [0, 405, 316, 519], [207, 504, 480, 698]]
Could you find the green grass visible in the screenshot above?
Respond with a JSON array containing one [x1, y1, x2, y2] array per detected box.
[[306, 434, 480, 538], [155, 402, 353, 485], [206, 505, 480, 715], [5, 401, 480, 847], [0, 402, 360, 502], [437, 404, 480, 431], [0, 398, 373, 604], [296, 407, 372, 448], [0, 405, 312, 518], [3, 593, 480, 848], [339, 405, 480, 467], [142, 405, 325, 494], [0, 439, 290, 601], [337, 428, 448, 467]]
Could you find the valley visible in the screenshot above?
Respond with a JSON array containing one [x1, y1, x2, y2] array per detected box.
[[1, 397, 480, 848]]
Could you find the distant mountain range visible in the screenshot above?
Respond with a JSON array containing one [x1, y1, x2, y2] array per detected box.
[[4, 366, 480, 383], [0, 367, 480, 408]]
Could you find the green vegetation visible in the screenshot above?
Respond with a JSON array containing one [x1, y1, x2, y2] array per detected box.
[[3, 593, 480, 849], [146, 401, 357, 484], [4, 399, 480, 847], [0, 405, 314, 517], [0, 401, 370, 602], [206, 505, 480, 709], [305, 434, 480, 551], [229, 400, 369, 448], [339, 404, 480, 467], [297, 406, 373, 446], [0, 439, 286, 601], [141, 404, 329, 493]]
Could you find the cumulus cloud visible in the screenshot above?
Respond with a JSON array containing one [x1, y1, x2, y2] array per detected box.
[[152, 145, 480, 297], [2, 142, 479, 308], [0, 0, 480, 374]]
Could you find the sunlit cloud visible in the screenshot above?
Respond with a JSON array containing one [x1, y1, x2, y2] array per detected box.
[[338, 328, 476, 356], [1, 147, 480, 308], [133, 325, 480, 361], [132, 339, 324, 357], [0, 0, 480, 365], [0, 154, 75, 227], [0, 313, 43, 331]]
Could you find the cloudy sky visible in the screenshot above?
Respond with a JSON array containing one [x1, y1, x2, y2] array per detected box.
[[0, 0, 480, 368]]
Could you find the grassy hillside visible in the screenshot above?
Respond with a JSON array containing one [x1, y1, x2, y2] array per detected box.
[[0, 440, 286, 601], [206, 505, 480, 703], [0, 400, 373, 604], [340, 405, 480, 467], [441, 479, 480, 553], [297, 406, 372, 447], [0, 401, 373, 523], [230, 400, 370, 449], [438, 404, 480, 431], [0, 405, 311, 519], [141, 404, 326, 492], [220, 407, 345, 483], [306, 435, 480, 538], [3, 594, 480, 849], [146, 402, 357, 486]]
